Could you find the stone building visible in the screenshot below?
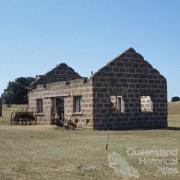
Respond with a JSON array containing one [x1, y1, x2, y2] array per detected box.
[[28, 48, 167, 129]]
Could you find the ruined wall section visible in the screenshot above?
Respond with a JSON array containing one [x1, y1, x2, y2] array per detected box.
[[92, 48, 167, 130]]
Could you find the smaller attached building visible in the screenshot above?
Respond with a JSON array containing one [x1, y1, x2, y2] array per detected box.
[[28, 48, 168, 129], [28, 63, 94, 127]]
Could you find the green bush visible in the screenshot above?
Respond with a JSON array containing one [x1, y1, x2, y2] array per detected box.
[[171, 96, 180, 102], [1, 77, 35, 105]]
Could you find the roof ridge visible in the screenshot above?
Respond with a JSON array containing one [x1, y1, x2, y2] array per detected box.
[[92, 47, 137, 77], [32, 62, 82, 87]]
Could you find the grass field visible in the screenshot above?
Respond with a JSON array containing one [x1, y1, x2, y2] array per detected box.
[[168, 102, 180, 128], [0, 104, 179, 180]]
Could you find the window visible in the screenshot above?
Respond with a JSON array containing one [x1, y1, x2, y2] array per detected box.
[[140, 96, 153, 112], [110, 96, 125, 113], [36, 99, 43, 113], [73, 96, 82, 112]]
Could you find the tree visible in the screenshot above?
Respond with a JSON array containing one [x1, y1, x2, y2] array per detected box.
[[171, 96, 180, 102], [1, 77, 35, 104]]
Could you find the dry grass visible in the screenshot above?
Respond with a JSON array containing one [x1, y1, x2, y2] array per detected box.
[[168, 102, 180, 128], [0, 105, 179, 180], [168, 101, 180, 115]]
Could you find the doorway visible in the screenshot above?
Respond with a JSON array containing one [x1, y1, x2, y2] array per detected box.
[[51, 97, 64, 125]]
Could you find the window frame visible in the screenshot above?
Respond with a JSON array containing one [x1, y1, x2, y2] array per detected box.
[[110, 95, 125, 113], [36, 99, 43, 113], [73, 96, 82, 113], [140, 96, 153, 113]]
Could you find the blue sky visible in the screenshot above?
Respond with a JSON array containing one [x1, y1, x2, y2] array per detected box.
[[0, 0, 179, 101]]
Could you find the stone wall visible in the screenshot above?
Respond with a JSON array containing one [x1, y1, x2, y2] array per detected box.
[[28, 48, 167, 130], [92, 48, 167, 130], [28, 79, 94, 128], [33, 63, 82, 86]]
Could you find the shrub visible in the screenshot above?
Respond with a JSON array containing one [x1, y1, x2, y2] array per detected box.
[[171, 96, 180, 102]]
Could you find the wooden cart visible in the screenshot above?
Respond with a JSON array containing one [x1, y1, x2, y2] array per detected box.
[[11, 112, 37, 125]]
